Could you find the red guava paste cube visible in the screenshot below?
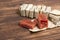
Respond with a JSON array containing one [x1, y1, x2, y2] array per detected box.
[[37, 13, 48, 29], [19, 19, 36, 29]]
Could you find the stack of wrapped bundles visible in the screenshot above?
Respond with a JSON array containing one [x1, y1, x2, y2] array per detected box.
[[49, 10, 60, 26], [29, 5, 36, 18], [25, 4, 33, 17], [19, 4, 60, 32], [19, 4, 28, 16], [34, 5, 41, 18], [19, 4, 52, 18]]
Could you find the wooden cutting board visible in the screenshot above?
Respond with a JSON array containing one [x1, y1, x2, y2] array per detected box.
[[0, 0, 60, 40]]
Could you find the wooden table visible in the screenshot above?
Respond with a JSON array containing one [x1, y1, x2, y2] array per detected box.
[[0, 0, 60, 40]]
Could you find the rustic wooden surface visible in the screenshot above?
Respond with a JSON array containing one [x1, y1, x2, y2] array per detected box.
[[0, 0, 60, 40]]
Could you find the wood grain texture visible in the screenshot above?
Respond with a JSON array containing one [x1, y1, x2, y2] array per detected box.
[[0, 0, 60, 40]]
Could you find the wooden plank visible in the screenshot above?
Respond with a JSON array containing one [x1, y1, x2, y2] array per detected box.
[[0, 0, 60, 40], [27, 32, 60, 40], [20, 27, 60, 39], [0, 0, 60, 7]]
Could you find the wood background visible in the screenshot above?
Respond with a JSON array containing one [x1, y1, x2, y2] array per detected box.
[[0, 0, 60, 40]]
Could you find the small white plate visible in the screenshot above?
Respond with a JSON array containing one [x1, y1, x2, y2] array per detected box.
[[29, 20, 56, 32]]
